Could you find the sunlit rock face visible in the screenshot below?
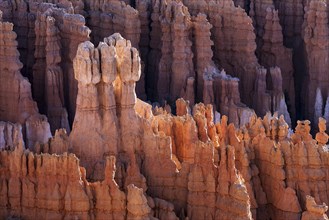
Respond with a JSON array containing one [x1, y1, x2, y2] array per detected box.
[[1, 0, 329, 219]]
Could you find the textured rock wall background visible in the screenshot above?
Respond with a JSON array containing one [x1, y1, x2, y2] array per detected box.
[[1, 0, 329, 219]]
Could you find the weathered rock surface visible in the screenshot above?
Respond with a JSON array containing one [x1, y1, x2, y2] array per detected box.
[[192, 11, 256, 127], [84, 0, 145, 99], [302, 195, 329, 220], [0, 145, 128, 219], [0, 1, 91, 126], [34, 7, 70, 133], [1, 1, 329, 220], [257, 6, 295, 121], [302, 0, 329, 128], [0, 12, 52, 148], [0, 13, 37, 125], [157, 0, 194, 104], [0, 0, 326, 129]]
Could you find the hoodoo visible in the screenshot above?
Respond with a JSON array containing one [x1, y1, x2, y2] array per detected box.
[[1, 0, 329, 219]]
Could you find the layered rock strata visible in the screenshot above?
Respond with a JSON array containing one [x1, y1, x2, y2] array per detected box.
[[84, 0, 145, 98], [258, 7, 295, 120], [157, 0, 194, 104], [34, 8, 70, 133], [1, 1, 329, 220], [0, 13, 52, 147], [0, 1, 90, 126], [302, 0, 329, 127], [0, 34, 254, 220]]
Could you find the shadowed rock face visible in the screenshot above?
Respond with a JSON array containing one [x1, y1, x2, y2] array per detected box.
[[0, 1, 91, 127], [0, 0, 328, 128], [1, 0, 329, 219], [0, 13, 52, 148]]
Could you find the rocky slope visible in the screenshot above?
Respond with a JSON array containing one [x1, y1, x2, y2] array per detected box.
[[1, 0, 329, 219]]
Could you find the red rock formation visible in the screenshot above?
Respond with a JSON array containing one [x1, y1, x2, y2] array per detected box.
[[143, 102, 253, 219], [250, 0, 275, 44], [193, 13, 214, 103], [302, 0, 329, 125], [49, 5, 90, 124], [0, 13, 52, 147], [0, 131, 181, 220], [34, 9, 70, 134], [216, 145, 253, 219], [178, 0, 293, 122], [0, 145, 123, 219], [0, 15, 37, 125], [86, 0, 140, 47], [316, 118, 329, 146], [0, 0, 35, 81], [70, 35, 253, 219], [0, 122, 24, 151], [207, 0, 258, 105], [10, 94, 329, 220], [126, 184, 152, 219], [252, 66, 291, 125], [157, 0, 194, 104], [2, 1, 329, 220], [136, 0, 151, 101], [181, 0, 208, 16], [0, 33, 255, 220], [84, 0, 144, 98], [252, 66, 271, 115], [190, 11, 256, 127], [0, 1, 91, 127], [281, 119, 329, 215], [146, 0, 162, 101], [70, 38, 118, 180], [45, 2, 90, 124], [249, 114, 301, 219], [267, 0, 310, 122], [302, 195, 329, 220], [259, 7, 295, 120], [272, 0, 304, 45]]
